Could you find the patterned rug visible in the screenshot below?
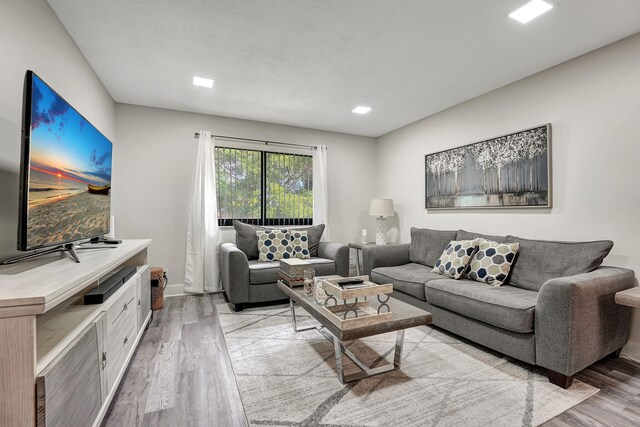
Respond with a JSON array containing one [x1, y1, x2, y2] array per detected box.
[[216, 302, 598, 427]]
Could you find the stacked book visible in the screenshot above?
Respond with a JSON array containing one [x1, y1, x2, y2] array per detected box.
[[278, 258, 311, 287]]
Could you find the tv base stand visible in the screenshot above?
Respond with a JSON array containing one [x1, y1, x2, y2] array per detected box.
[[1, 243, 81, 265]]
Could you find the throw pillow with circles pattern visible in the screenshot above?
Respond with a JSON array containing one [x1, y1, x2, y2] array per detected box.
[[288, 230, 310, 259], [256, 229, 292, 261], [466, 238, 520, 287], [432, 239, 479, 279]]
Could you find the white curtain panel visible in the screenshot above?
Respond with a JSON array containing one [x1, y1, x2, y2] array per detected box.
[[184, 131, 220, 293], [312, 144, 329, 241]]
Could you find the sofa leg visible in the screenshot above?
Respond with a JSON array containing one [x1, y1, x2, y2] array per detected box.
[[547, 370, 574, 389], [609, 348, 623, 359], [230, 303, 244, 312]]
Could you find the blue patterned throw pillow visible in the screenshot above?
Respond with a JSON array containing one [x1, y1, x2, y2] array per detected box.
[[466, 238, 520, 287], [432, 239, 479, 279], [288, 230, 310, 259], [256, 230, 292, 262]]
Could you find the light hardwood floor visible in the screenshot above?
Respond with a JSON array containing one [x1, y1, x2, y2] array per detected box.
[[103, 294, 640, 427], [102, 294, 248, 427]]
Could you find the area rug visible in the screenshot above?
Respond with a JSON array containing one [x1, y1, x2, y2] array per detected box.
[[216, 302, 598, 427]]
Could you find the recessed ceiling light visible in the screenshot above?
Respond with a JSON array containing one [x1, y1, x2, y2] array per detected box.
[[192, 75, 214, 88], [509, 0, 553, 24], [352, 106, 372, 114]]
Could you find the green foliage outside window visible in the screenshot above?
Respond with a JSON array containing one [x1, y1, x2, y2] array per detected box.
[[215, 147, 313, 225]]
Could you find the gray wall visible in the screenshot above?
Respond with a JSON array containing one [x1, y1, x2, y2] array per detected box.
[[113, 104, 377, 290], [0, 0, 115, 260], [376, 33, 640, 359]]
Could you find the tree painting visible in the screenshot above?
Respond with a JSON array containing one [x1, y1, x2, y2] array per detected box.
[[425, 125, 550, 209]]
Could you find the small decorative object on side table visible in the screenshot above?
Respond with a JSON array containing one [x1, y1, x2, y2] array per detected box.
[[369, 198, 394, 245]]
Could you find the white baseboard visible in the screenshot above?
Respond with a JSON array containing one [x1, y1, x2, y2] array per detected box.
[[163, 284, 225, 297], [164, 283, 185, 297]]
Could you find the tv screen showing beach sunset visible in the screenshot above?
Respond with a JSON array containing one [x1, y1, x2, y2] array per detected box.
[[24, 73, 112, 249]]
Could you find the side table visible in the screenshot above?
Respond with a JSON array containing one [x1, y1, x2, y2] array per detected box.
[[615, 287, 640, 307], [348, 242, 377, 275]]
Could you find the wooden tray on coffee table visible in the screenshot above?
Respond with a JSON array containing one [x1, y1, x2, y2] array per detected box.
[[320, 276, 394, 330], [321, 276, 392, 300]]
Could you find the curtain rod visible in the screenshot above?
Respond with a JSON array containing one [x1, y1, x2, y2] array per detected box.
[[194, 132, 318, 150]]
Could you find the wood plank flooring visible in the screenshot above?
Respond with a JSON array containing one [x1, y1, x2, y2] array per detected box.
[[102, 294, 248, 427], [103, 294, 640, 426]]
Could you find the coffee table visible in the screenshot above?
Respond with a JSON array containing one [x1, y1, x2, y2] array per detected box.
[[276, 280, 432, 383]]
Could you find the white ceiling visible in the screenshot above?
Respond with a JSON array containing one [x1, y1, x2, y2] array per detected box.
[[48, 0, 640, 137]]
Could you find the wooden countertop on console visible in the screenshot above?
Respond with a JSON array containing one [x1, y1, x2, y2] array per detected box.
[[0, 239, 151, 316]]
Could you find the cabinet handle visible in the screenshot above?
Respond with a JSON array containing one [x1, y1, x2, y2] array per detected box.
[[123, 302, 128, 311], [101, 352, 107, 369], [124, 337, 129, 346]]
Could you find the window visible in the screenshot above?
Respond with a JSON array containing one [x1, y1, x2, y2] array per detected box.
[[215, 147, 313, 226]]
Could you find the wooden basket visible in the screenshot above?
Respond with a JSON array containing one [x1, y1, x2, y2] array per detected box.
[[321, 276, 394, 330], [151, 267, 165, 310]]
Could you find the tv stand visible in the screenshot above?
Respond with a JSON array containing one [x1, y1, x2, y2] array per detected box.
[[0, 239, 151, 427], [1, 243, 81, 265]]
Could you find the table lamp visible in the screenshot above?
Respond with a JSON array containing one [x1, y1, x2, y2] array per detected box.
[[369, 199, 394, 245]]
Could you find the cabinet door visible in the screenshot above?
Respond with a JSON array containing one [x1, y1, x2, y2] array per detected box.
[[138, 266, 151, 331], [36, 324, 102, 427], [93, 312, 108, 402]]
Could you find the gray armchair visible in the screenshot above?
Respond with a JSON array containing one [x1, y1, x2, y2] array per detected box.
[[220, 221, 349, 311]]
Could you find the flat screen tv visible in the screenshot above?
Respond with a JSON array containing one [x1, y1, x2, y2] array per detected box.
[[17, 70, 113, 252]]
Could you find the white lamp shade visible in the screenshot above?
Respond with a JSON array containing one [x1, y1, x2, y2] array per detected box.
[[369, 199, 394, 217]]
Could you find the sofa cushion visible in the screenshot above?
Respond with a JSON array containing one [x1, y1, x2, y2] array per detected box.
[[371, 263, 443, 301], [248, 260, 280, 284], [248, 257, 335, 285], [234, 220, 261, 260], [290, 224, 325, 257], [234, 221, 287, 260], [289, 230, 310, 259], [506, 235, 614, 291], [457, 229, 510, 244], [425, 279, 538, 333], [432, 239, 479, 279], [409, 228, 458, 267], [257, 230, 294, 262], [466, 239, 520, 287]]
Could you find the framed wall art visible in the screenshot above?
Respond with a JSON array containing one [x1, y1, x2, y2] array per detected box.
[[425, 124, 551, 209]]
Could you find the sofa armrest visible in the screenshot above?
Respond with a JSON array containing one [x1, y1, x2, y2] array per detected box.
[[362, 244, 410, 277], [219, 242, 250, 304], [318, 242, 349, 276], [535, 266, 635, 376]]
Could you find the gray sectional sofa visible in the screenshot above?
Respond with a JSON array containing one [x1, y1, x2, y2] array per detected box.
[[220, 221, 349, 311], [363, 227, 635, 388]]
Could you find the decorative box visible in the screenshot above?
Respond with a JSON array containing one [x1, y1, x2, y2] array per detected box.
[[279, 258, 311, 287]]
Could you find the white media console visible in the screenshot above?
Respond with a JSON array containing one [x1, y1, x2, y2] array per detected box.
[[0, 239, 152, 426]]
